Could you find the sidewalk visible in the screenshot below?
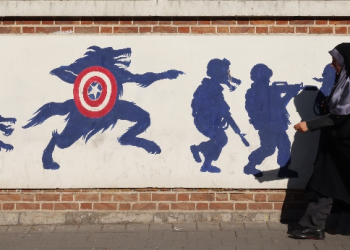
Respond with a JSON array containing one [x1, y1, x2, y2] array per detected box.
[[0, 222, 348, 250]]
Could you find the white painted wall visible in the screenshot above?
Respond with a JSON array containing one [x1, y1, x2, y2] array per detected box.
[[1, 0, 350, 17], [0, 35, 342, 188]]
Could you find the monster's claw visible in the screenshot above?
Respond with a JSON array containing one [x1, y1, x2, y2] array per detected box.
[[52, 130, 58, 137], [4, 128, 14, 137], [166, 70, 185, 79], [9, 118, 16, 124]]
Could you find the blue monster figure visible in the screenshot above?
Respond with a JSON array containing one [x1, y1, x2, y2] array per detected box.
[[23, 46, 183, 170], [312, 64, 336, 115], [190, 58, 249, 173], [0, 115, 16, 152], [244, 64, 300, 178]]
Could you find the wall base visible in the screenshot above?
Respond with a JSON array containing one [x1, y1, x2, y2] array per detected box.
[[0, 211, 303, 225]]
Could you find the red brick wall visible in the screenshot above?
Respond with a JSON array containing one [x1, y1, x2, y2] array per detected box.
[[0, 17, 350, 34], [0, 189, 307, 213], [0, 16, 341, 215]]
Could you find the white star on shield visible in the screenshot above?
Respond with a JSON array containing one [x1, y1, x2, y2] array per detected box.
[[88, 82, 102, 100]]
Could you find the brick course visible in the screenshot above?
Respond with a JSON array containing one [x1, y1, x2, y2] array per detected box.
[[0, 189, 307, 212], [0, 17, 349, 34]]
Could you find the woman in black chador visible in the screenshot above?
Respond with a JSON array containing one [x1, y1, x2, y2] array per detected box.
[[293, 43, 350, 239]]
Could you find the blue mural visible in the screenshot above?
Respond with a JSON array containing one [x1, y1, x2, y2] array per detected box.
[[23, 46, 183, 170], [190, 59, 249, 173], [0, 115, 16, 152], [244, 64, 301, 178]]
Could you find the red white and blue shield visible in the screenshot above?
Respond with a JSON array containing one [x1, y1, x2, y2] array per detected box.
[[73, 66, 117, 118]]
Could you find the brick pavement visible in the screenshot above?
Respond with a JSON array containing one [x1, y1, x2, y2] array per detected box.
[[0, 222, 349, 250]]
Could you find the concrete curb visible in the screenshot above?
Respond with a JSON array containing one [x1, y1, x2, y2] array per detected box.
[[0, 211, 303, 225]]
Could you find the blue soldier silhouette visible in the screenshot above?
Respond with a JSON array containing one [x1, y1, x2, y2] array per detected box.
[[244, 64, 300, 178], [190, 58, 249, 173]]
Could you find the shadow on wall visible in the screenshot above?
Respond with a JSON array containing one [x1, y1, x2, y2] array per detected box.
[[279, 64, 335, 222]]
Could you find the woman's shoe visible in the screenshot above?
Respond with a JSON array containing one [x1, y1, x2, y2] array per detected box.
[[292, 227, 325, 240]]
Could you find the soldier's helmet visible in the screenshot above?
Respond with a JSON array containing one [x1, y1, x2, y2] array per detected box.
[[250, 64, 273, 82]]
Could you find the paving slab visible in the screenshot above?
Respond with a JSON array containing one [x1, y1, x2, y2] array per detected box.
[[212, 231, 236, 240], [16, 233, 45, 248], [149, 223, 173, 232], [102, 224, 126, 233], [11, 248, 54, 250], [235, 230, 261, 238], [314, 244, 347, 250], [289, 246, 315, 250], [157, 247, 184, 250], [163, 231, 187, 240], [262, 244, 290, 250], [220, 222, 245, 231], [171, 238, 196, 247], [271, 237, 300, 247], [208, 247, 235, 250], [324, 235, 350, 244], [298, 239, 326, 246], [221, 237, 247, 246], [0, 222, 348, 250], [7, 226, 32, 234], [246, 237, 273, 245], [173, 223, 197, 232], [196, 238, 222, 247], [187, 231, 212, 240], [78, 225, 102, 233], [53, 225, 78, 233], [119, 238, 146, 248], [93, 238, 120, 248], [126, 223, 149, 232], [41, 233, 67, 248], [183, 247, 210, 250], [138, 232, 163, 240], [88, 232, 116, 241], [244, 222, 268, 230], [236, 245, 263, 250], [0, 237, 19, 250], [260, 230, 287, 238], [145, 239, 171, 248], [65, 234, 92, 248], [0, 225, 9, 234], [29, 225, 55, 234], [267, 222, 288, 232], [114, 232, 138, 240], [197, 222, 221, 231]]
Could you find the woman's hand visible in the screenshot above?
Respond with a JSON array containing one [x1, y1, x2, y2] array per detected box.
[[294, 121, 309, 132]]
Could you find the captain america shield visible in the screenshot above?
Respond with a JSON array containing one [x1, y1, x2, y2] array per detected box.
[[73, 66, 117, 118]]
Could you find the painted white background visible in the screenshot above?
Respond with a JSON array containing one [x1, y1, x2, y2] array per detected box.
[[0, 35, 342, 188]]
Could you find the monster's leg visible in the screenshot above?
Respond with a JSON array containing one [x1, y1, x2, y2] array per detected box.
[[42, 121, 86, 170], [117, 101, 161, 154], [42, 131, 60, 170], [0, 140, 13, 152], [0, 124, 13, 136], [244, 130, 276, 177], [197, 129, 227, 173], [277, 132, 299, 178]]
